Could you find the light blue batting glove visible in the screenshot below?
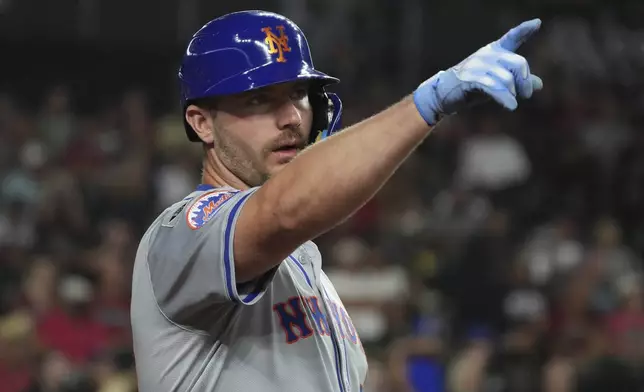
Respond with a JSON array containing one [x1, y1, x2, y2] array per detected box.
[[414, 19, 544, 125]]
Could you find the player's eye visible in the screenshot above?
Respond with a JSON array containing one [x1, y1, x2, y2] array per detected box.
[[290, 87, 308, 101], [247, 94, 268, 106]]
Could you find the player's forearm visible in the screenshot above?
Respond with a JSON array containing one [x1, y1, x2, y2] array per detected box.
[[237, 96, 431, 275]]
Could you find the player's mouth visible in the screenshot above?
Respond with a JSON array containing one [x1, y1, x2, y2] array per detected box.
[[272, 142, 303, 161]]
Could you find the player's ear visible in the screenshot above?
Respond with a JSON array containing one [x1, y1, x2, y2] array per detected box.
[[185, 104, 215, 144]]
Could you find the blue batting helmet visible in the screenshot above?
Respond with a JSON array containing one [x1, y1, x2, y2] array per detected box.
[[178, 10, 342, 144]]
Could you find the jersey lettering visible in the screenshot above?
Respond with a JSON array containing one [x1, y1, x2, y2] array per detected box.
[[306, 297, 330, 336], [273, 296, 360, 346], [273, 297, 314, 344], [340, 308, 358, 344], [186, 190, 238, 230], [328, 302, 345, 339]]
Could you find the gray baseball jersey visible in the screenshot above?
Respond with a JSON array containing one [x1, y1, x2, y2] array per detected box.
[[131, 184, 368, 392]]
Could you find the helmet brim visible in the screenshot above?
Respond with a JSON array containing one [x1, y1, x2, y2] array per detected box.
[[197, 61, 339, 98]]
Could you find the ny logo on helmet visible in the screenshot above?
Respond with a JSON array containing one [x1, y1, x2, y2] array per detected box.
[[261, 25, 291, 63]]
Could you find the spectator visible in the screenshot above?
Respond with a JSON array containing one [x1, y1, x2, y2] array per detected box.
[[38, 85, 75, 160], [20, 256, 59, 319], [456, 116, 531, 194], [37, 275, 109, 364], [446, 327, 495, 392], [521, 216, 585, 288], [0, 312, 39, 392], [24, 351, 75, 392]]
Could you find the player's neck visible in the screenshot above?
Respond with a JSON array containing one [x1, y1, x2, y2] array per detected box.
[[200, 148, 251, 191]]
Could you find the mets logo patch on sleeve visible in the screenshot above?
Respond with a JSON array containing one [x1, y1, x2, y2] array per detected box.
[[186, 190, 238, 230]]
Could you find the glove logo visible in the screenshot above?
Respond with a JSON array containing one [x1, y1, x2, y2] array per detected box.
[[261, 25, 292, 63], [186, 190, 238, 230]]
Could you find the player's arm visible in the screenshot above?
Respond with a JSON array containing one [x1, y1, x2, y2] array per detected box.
[[234, 19, 544, 282]]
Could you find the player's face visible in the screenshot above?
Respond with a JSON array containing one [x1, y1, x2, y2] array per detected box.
[[211, 81, 313, 186]]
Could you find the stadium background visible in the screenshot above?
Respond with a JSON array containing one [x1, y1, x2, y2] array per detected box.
[[1, 0, 644, 391]]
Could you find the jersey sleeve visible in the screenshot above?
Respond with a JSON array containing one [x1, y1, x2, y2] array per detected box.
[[146, 187, 276, 324]]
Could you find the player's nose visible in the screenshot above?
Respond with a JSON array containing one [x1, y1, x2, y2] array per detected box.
[[275, 100, 303, 131]]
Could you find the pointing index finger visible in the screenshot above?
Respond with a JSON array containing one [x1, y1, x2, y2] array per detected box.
[[496, 18, 542, 52]]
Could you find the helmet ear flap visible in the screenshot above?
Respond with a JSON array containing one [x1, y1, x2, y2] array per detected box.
[[308, 90, 342, 144], [309, 87, 331, 144]]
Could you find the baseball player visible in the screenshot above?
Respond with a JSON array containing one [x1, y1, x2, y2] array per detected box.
[[130, 10, 543, 392]]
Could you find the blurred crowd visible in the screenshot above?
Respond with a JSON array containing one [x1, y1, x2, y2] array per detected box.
[[2, 3, 644, 392]]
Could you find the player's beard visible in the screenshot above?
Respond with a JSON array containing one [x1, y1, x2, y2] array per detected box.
[[212, 125, 271, 187], [213, 124, 306, 187]]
